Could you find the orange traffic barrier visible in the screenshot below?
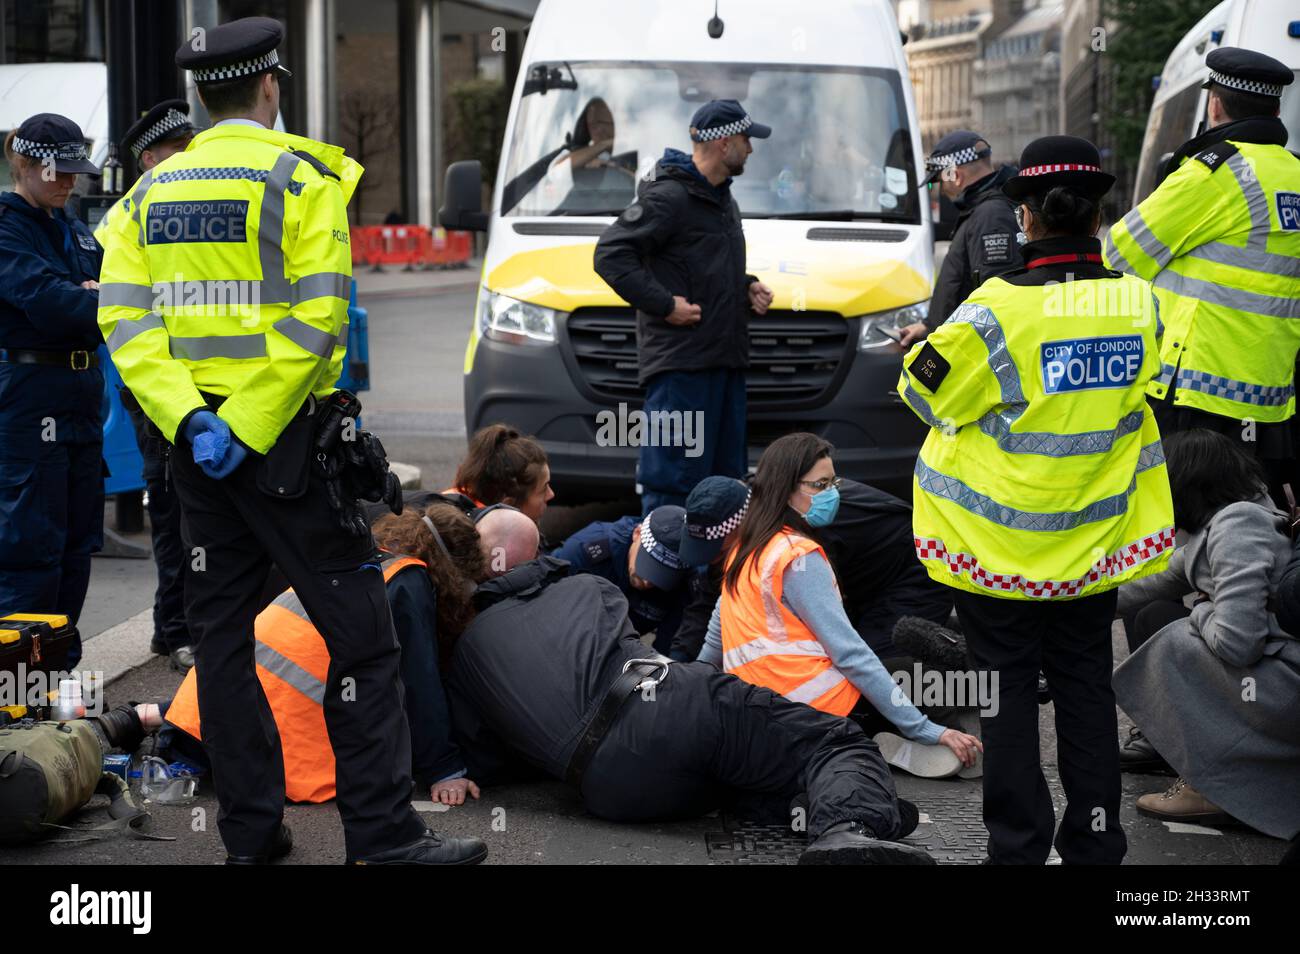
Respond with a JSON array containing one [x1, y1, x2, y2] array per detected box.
[[349, 225, 473, 271]]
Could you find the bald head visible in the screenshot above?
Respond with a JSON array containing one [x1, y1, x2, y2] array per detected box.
[[477, 508, 540, 576]]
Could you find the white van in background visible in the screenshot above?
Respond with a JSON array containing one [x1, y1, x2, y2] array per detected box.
[[440, 0, 933, 501], [1132, 0, 1300, 204]]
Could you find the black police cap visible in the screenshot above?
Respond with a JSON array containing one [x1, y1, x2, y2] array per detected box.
[[1002, 135, 1114, 202], [680, 477, 750, 566], [175, 16, 292, 84], [689, 99, 772, 143], [1204, 47, 1293, 98], [122, 99, 195, 159], [923, 129, 992, 184], [10, 113, 99, 176]]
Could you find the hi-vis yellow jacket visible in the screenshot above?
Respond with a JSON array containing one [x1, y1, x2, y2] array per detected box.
[[97, 123, 362, 453], [1103, 138, 1300, 423], [898, 271, 1175, 600]]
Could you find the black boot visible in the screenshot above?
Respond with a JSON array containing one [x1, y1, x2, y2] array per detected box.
[[1120, 726, 1174, 775], [350, 829, 488, 865], [799, 821, 936, 865], [226, 824, 294, 864], [90, 703, 146, 753]]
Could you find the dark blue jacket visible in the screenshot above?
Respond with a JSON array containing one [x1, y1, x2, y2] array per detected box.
[[0, 192, 104, 444], [0, 191, 103, 351], [551, 515, 692, 652]]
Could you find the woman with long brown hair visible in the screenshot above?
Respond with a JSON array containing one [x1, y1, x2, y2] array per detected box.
[[698, 433, 980, 777], [369, 503, 490, 804]]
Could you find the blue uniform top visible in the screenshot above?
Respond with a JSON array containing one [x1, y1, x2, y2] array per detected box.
[[551, 515, 697, 652], [0, 191, 104, 443], [0, 191, 103, 351]]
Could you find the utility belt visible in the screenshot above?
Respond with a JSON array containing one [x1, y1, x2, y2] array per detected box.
[[193, 389, 402, 536], [564, 653, 672, 789], [0, 347, 98, 371]]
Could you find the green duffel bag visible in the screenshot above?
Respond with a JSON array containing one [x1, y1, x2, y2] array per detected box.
[[0, 719, 165, 845]]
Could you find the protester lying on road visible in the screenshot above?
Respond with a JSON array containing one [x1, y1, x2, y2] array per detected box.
[[445, 507, 936, 864]]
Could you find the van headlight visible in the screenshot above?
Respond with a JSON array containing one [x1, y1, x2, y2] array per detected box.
[[479, 289, 559, 345], [857, 300, 929, 351]]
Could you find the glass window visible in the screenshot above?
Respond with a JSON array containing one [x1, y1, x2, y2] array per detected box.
[[1133, 82, 1205, 203], [499, 60, 919, 222]]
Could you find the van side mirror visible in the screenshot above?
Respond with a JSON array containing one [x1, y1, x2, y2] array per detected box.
[[439, 160, 489, 232]]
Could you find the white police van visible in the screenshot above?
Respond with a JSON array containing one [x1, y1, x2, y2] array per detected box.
[[1133, 0, 1300, 204], [440, 0, 933, 501]]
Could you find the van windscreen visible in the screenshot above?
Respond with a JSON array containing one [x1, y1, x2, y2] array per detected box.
[[499, 60, 918, 223]]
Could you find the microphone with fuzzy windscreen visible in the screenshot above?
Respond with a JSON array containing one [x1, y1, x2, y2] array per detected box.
[[891, 616, 969, 672]]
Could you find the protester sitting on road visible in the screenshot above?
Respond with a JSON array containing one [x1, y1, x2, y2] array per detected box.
[[444, 423, 555, 521], [445, 509, 938, 864], [696, 433, 981, 778], [165, 502, 483, 807], [672, 474, 953, 662], [1112, 430, 1299, 843], [551, 504, 705, 654]]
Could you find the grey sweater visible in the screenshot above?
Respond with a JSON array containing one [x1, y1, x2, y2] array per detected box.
[[1116, 493, 1290, 668]]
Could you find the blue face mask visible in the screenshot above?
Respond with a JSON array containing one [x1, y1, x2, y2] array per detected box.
[[802, 485, 840, 527]]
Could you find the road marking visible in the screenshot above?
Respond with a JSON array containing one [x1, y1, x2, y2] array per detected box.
[[1163, 822, 1223, 835]]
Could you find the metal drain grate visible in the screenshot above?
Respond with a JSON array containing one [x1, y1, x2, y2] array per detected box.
[[706, 791, 991, 865]]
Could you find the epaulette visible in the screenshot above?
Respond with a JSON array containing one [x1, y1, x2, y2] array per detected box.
[[290, 149, 340, 181], [1191, 141, 1239, 173]]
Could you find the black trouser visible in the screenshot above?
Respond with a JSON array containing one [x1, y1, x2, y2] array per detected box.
[[169, 421, 426, 859], [953, 588, 1125, 865], [579, 662, 902, 841], [125, 402, 190, 652]]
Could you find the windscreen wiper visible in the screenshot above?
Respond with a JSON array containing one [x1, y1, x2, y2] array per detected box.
[[546, 208, 626, 216], [747, 210, 876, 221]]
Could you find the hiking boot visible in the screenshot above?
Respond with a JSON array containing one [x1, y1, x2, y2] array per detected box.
[[799, 821, 936, 865], [873, 732, 962, 779], [1120, 726, 1174, 775], [226, 824, 294, 864], [1136, 778, 1233, 825], [350, 828, 487, 865]]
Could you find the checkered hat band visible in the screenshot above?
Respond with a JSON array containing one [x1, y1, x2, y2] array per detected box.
[[640, 517, 685, 570], [692, 115, 752, 143], [924, 145, 987, 170], [689, 488, 751, 541], [1019, 163, 1103, 176], [1209, 70, 1283, 97], [11, 138, 88, 161], [132, 110, 192, 158], [192, 49, 279, 83]]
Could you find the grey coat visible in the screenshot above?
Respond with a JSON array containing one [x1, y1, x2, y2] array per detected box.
[[1113, 494, 1300, 839]]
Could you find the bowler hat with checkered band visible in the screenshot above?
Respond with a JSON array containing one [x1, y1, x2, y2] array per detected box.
[[1002, 135, 1115, 202]]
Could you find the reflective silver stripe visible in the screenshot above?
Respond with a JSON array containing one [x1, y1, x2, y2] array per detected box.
[[169, 334, 267, 360], [1174, 367, 1294, 407], [130, 170, 155, 244], [254, 639, 325, 705], [1226, 152, 1270, 251], [1121, 208, 1174, 269], [915, 440, 1165, 532], [272, 588, 310, 619], [290, 272, 351, 305], [106, 311, 165, 352], [258, 152, 301, 303], [1102, 230, 1133, 274], [1187, 240, 1300, 277], [150, 278, 266, 308], [723, 635, 830, 672], [99, 282, 157, 310], [784, 667, 849, 706], [978, 409, 1146, 457], [902, 383, 944, 429], [946, 303, 1149, 457], [1153, 269, 1300, 318], [272, 316, 336, 358]]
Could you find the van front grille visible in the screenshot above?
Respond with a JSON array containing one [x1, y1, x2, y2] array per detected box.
[[564, 308, 851, 406]]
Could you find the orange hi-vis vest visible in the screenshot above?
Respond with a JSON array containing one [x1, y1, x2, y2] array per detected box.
[[167, 555, 425, 803], [719, 529, 860, 717]]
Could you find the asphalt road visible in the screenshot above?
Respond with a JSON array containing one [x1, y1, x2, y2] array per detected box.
[[11, 284, 1289, 866]]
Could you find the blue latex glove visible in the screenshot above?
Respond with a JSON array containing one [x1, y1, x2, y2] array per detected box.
[[182, 411, 246, 480]]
